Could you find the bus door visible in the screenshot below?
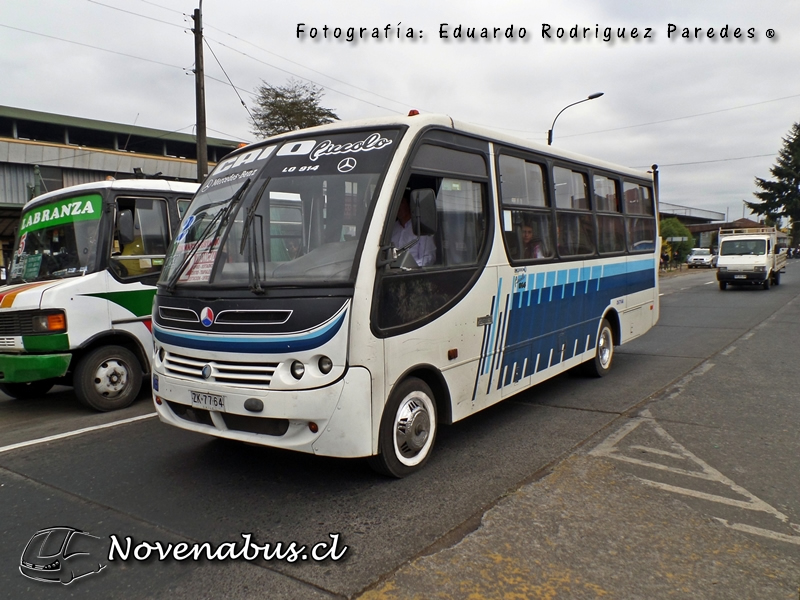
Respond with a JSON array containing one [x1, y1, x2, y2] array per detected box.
[[375, 138, 496, 417]]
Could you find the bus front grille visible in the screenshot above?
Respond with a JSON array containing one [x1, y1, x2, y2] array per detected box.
[[164, 351, 279, 387], [0, 311, 39, 336]]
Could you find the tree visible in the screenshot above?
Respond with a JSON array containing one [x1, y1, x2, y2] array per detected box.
[[250, 79, 338, 138], [659, 217, 694, 261], [747, 122, 800, 244]]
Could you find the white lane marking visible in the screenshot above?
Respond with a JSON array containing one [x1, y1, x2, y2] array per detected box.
[[721, 346, 737, 356], [704, 281, 715, 285], [715, 519, 800, 547], [0, 413, 157, 455], [591, 409, 800, 545]]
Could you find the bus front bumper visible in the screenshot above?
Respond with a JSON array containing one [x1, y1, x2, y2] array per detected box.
[[0, 353, 71, 383], [152, 366, 374, 458], [717, 270, 768, 283]]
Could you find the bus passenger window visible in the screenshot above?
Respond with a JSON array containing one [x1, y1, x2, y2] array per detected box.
[[505, 210, 553, 260]]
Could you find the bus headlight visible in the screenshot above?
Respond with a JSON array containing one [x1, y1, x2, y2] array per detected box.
[[318, 356, 333, 374], [31, 311, 67, 333], [290, 360, 305, 380]]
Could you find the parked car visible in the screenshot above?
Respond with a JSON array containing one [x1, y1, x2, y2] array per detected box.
[[687, 248, 714, 268]]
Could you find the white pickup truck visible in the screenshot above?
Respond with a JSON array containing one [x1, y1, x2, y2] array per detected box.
[[716, 227, 788, 290]]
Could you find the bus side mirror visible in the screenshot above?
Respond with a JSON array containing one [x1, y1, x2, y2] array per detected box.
[[410, 189, 437, 236], [117, 209, 135, 245]]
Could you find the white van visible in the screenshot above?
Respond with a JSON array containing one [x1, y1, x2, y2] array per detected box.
[[716, 227, 787, 290], [0, 179, 198, 410]]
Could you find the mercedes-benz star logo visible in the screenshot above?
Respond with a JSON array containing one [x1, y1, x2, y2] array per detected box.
[[337, 157, 357, 173]]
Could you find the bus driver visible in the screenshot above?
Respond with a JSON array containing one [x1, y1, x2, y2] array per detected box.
[[391, 190, 436, 266]]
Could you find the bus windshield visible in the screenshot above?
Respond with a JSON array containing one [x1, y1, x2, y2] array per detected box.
[[9, 193, 103, 283], [161, 128, 401, 289], [720, 239, 766, 256]]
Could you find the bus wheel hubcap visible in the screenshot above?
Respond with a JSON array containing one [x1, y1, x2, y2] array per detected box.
[[598, 330, 612, 368], [395, 397, 430, 457], [94, 360, 128, 398]]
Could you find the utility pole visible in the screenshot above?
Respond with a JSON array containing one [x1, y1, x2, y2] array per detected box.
[[192, 2, 208, 183]]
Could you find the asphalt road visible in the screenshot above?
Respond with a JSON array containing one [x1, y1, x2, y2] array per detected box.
[[1, 263, 798, 598]]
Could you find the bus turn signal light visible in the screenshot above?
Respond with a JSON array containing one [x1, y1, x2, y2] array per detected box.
[[32, 312, 67, 333]]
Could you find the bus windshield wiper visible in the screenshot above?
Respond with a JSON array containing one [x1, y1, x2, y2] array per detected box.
[[239, 177, 270, 255], [239, 178, 270, 294], [164, 178, 251, 293]]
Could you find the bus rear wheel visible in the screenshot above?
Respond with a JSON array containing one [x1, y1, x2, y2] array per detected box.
[[582, 319, 614, 377], [74, 346, 143, 412], [369, 377, 437, 478], [0, 380, 54, 399]]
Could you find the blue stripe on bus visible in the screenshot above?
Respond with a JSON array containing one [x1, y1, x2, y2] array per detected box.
[[153, 309, 346, 354], [476, 258, 656, 392]]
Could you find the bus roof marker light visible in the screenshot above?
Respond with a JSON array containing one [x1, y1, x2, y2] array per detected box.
[[408, 110, 420, 116]]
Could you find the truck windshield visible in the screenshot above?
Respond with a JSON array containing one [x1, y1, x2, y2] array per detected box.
[[9, 193, 103, 283], [720, 240, 766, 256], [160, 128, 401, 289]]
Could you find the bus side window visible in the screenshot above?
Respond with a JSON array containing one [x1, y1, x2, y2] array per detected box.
[[378, 172, 489, 329], [110, 197, 169, 279]]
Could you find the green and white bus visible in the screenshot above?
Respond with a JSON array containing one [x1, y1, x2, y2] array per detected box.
[[151, 114, 659, 476], [0, 179, 198, 410]]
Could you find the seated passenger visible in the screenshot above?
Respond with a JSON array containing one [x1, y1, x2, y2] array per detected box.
[[521, 225, 544, 259]]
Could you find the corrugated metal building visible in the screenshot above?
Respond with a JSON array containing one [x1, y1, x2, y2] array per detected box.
[[0, 105, 241, 265]]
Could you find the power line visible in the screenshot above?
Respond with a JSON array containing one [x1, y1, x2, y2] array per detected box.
[[199, 23, 422, 113], [134, 0, 185, 16], [86, 0, 186, 30], [634, 153, 776, 169], [203, 38, 260, 135], [0, 23, 186, 70], [204, 35, 403, 113], [83, 0, 413, 114], [560, 94, 800, 139]]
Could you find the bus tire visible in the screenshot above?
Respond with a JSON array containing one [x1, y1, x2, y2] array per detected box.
[[74, 346, 143, 412], [582, 319, 614, 378], [0, 380, 54, 400], [369, 377, 437, 478]]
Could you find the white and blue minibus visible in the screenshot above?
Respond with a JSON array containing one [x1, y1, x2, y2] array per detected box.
[[151, 113, 659, 476]]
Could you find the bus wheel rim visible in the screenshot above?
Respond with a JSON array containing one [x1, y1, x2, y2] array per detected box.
[[598, 328, 613, 368], [394, 394, 432, 463], [93, 359, 129, 398]]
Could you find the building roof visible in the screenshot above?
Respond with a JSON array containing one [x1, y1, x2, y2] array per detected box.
[[0, 105, 242, 149]]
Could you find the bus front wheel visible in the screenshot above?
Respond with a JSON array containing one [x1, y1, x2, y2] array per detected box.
[[369, 377, 437, 478], [74, 346, 143, 412], [583, 319, 614, 377]]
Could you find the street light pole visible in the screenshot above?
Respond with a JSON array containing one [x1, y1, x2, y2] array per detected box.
[[547, 92, 604, 145]]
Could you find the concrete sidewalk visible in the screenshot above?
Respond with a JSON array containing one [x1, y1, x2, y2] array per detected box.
[[357, 281, 800, 599], [359, 451, 798, 599]]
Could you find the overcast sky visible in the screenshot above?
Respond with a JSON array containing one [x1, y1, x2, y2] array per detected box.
[[2, 0, 799, 220]]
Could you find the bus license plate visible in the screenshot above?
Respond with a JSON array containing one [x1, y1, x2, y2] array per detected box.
[[734, 274, 747, 279], [191, 391, 225, 411]]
